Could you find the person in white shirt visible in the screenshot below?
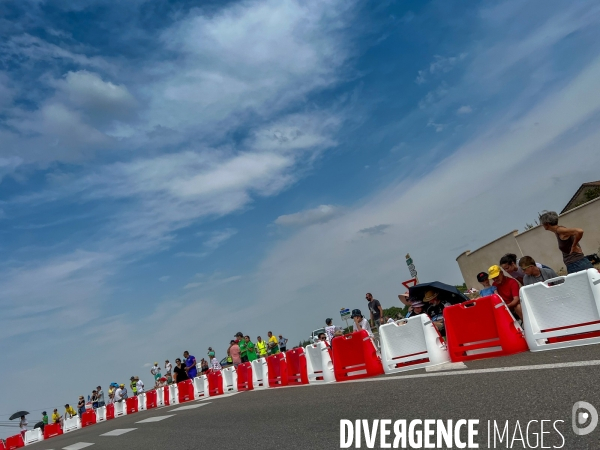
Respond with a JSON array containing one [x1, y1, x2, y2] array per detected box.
[[325, 318, 342, 344], [19, 416, 28, 438], [211, 356, 222, 371], [278, 335, 288, 352], [151, 362, 161, 387], [135, 377, 144, 394], [351, 309, 373, 336], [114, 387, 123, 402]]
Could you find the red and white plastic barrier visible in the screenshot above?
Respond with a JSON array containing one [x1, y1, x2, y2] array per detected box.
[[178, 380, 194, 403], [63, 416, 81, 433], [251, 358, 269, 390], [379, 315, 450, 374], [81, 409, 97, 427], [145, 390, 158, 409], [286, 347, 309, 385], [520, 269, 600, 351], [96, 405, 107, 422], [5, 434, 24, 450], [331, 330, 384, 382], [43, 423, 63, 439], [168, 384, 179, 405], [23, 429, 43, 446], [193, 375, 209, 399], [267, 353, 288, 388], [207, 370, 224, 397], [222, 366, 238, 393], [114, 400, 127, 418], [236, 362, 253, 391]]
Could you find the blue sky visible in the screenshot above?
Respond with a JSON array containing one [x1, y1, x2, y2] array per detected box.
[[2, 0, 600, 428]]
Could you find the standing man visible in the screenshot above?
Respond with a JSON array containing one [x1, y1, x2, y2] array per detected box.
[[539, 210, 594, 274], [164, 360, 172, 384], [366, 293, 384, 328], [235, 332, 248, 363], [245, 336, 257, 362], [96, 386, 105, 407], [267, 331, 280, 355], [488, 265, 522, 320], [130, 377, 138, 396], [278, 335, 288, 352], [256, 336, 268, 359], [136, 377, 144, 394], [150, 362, 161, 388], [183, 351, 197, 379], [64, 404, 77, 419]]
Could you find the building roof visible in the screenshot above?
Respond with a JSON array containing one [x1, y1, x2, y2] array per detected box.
[[561, 180, 600, 214]]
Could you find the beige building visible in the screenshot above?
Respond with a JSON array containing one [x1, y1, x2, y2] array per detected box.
[[456, 194, 600, 290]]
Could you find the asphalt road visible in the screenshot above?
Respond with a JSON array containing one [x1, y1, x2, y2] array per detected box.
[[26, 345, 600, 450]]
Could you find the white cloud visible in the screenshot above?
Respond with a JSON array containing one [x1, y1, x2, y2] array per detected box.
[[274, 204, 343, 227], [428, 53, 467, 74], [158, 276, 170, 282], [457, 105, 472, 114], [203, 228, 238, 250], [426, 120, 446, 132]]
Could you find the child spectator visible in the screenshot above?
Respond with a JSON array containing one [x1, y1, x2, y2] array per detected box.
[[477, 272, 498, 297]]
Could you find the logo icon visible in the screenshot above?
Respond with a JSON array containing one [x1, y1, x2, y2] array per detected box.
[[572, 401, 598, 436]]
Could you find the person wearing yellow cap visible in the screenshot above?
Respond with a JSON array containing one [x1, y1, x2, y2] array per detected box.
[[488, 265, 522, 320]]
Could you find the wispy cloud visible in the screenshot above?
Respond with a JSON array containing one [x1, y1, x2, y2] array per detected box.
[[274, 205, 343, 227]]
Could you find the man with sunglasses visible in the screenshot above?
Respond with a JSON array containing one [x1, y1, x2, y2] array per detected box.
[[519, 256, 558, 286], [365, 293, 384, 329]]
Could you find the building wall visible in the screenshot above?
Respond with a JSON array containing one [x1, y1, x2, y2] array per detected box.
[[457, 197, 600, 289]]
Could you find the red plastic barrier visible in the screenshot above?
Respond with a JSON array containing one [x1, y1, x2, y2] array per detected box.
[[237, 362, 253, 391], [5, 435, 24, 450], [106, 403, 115, 420], [145, 390, 157, 409], [43, 423, 63, 439], [178, 379, 194, 403], [207, 370, 224, 396], [0, 438, 5, 450], [81, 409, 97, 427], [267, 353, 288, 387], [126, 396, 139, 414], [286, 347, 309, 385], [331, 330, 384, 382], [444, 294, 529, 362]]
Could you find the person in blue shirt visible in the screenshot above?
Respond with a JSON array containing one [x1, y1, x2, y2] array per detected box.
[[477, 271, 497, 297], [183, 351, 197, 379]]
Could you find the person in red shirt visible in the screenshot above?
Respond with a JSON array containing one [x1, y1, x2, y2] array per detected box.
[[488, 265, 522, 320]]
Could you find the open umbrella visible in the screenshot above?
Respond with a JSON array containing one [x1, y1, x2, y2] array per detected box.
[[33, 421, 44, 429], [9, 411, 29, 420], [408, 281, 468, 305]]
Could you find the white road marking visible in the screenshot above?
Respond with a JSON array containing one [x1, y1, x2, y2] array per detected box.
[[425, 362, 468, 372], [100, 428, 137, 436], [199, 392, 239, 401], [346, 359, 600, 383], [169, 403, 210, 411], [135, 415, 175, 423], [63, 443, 94, 450]]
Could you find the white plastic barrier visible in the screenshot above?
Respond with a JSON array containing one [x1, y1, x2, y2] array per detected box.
[[63, 416, 81, 433], [305, 341, 335, 383], [114, 400, 127, 418], [193, 375, 209, 399], [96, 405, 107, 422], [168, 383, 179, 405], [251, 357, 269, 390], [24, 429, 43, 445], [222, 366, 238, 393], [520, 268, 600, 351], [137, 393, 146, 410], [379, 315, 450, 374]]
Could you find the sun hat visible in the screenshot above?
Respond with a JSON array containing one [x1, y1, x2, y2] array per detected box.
[[350, 308, 363, 318], [412, 301, 425, 308], [476, 272, 489, 282], [423, 290, 438, 302], [488, 265, 502, 279]]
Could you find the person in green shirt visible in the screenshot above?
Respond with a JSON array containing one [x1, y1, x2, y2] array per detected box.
[[267, 331, 280, 355], [235, 332, 248, 362], [244, 335, 257, 362], [41, 411, 48, 432], [130, 376, 138, 396]]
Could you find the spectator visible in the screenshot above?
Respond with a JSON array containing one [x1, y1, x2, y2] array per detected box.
[[423, 290, 448, 334], [398, 292, 419, 308], [64, 404, 77, 419], [41, 411, 48, 432], [108, 385, 116, 404], [136, 377, 144, 394], [97, 386, 105, 407], [539, 210, 594, 274], [208, 347, 215, 359], [210, 354, 222, 371], [267, 331, 280, 355], [77, 396, 86, 417], [325, 318, 339, 343], [173, 358, 189, 383], [318, 332, 330, 348], [477, 272, 497, 297], [405, 301, 425, 319], [230, 340, 242, 367], [385, 316, 395, 324], [130, 377, 138, 396], [256, 336, 268, 358], [366, 293, 384, 328], [519, 256, 559, 286], [235, 332, 248, 363], [113, 387, 123, 403], [489, 265, 522, 320], [245, 336, 257, 362], [164, 361, 172, 384], [51, 409, 62, 426], [183, 351, 197, 379], [150, 363, 161, 388], [351, 309, 373, 336], [499, 253, 548, 285], [91, 390, 99, 409], [278, 335, 288, 352], [19, 415, 27, 438], [200, 358, 209, 374]]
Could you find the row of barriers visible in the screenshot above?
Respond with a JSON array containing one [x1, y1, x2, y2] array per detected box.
[[3, 269, 599, 449]]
